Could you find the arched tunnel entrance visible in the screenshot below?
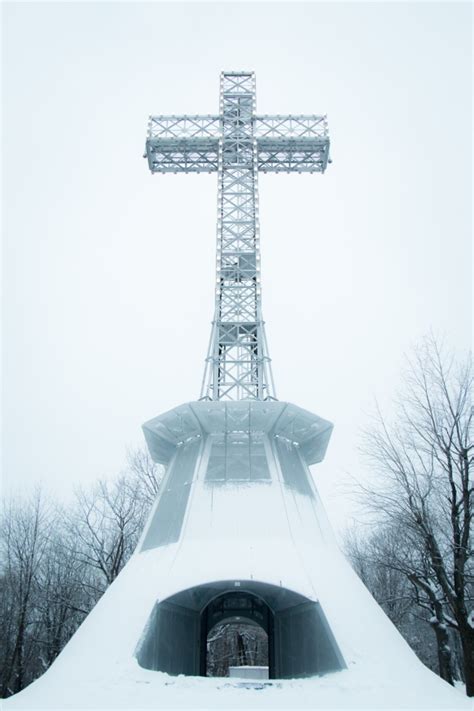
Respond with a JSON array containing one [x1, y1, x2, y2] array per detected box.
[[206, 619, 269, 677], [136, 581, 345, 679], [202, 590, 271, 676]]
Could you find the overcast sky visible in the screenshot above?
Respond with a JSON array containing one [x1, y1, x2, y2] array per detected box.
[[3, 1, 472, 534]]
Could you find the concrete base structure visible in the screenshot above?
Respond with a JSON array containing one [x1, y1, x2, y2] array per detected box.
[[135, 400, 342, 679], [228, 666, 269, 679], [4, 401, 470, 709]]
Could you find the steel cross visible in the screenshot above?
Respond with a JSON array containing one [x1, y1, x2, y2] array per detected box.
[[145, 71, 330, 401]]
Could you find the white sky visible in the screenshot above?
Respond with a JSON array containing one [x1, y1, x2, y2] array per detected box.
[[2, 1, 472, 534]]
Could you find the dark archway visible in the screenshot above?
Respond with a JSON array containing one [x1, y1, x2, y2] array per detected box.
[[200, 590, 273, 676], [136, 580, 345, 679], [206, 620, 269, 677]]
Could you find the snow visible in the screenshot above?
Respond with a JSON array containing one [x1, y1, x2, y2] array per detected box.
[[2, 403, 472, 710], [4, 658, 471, 710], [3, 539, 470, 710]]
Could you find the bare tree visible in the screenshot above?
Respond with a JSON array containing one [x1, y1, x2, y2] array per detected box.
[[344, 525, 414, 627], [344, 522, 461, 683], [124, 446, 164, 509], [0, 490, 50, 695], [207, 622, 268, 677], [33, 508, 91, 670], [355, 336, 473, 695], [72, 473, 145, 590], [0, 448, 162, 695]]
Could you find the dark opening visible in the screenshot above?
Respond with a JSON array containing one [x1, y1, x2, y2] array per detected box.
[[206, 621, 268, 677], [136, 580, 345, 679], [201, 590, 272, 677]]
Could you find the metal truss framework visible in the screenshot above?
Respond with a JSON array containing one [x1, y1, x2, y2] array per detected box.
[[145, 72, 330, 400]]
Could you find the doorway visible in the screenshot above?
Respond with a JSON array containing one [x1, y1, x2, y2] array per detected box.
[[136, 580, 345, 678], [206, 620, 268, 677], [200, 589, 272, 676]]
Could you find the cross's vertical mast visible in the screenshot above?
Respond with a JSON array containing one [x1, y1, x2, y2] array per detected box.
[[146, 71, 330, 401], [201, 72, 275, 401]]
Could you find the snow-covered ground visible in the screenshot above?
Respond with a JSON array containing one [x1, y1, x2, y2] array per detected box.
[[3, 406, 472, 711], [4, 658, 471, 711]]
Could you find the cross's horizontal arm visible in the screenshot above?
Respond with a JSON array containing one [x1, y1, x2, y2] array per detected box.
[[145, 114, 330, 174]]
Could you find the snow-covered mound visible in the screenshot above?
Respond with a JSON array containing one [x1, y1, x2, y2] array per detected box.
[[3, 401, 470, 709], [3, 657, 470, 710], [3, 545, 469, 710]]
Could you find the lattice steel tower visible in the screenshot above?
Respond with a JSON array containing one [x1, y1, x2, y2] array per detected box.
[[15, 72, 449, 699], [145, 71, 330, 400]]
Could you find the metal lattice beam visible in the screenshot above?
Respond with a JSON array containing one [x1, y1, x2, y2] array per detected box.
[[146, 115, 329, 175], [145, 71, 330, 401]]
